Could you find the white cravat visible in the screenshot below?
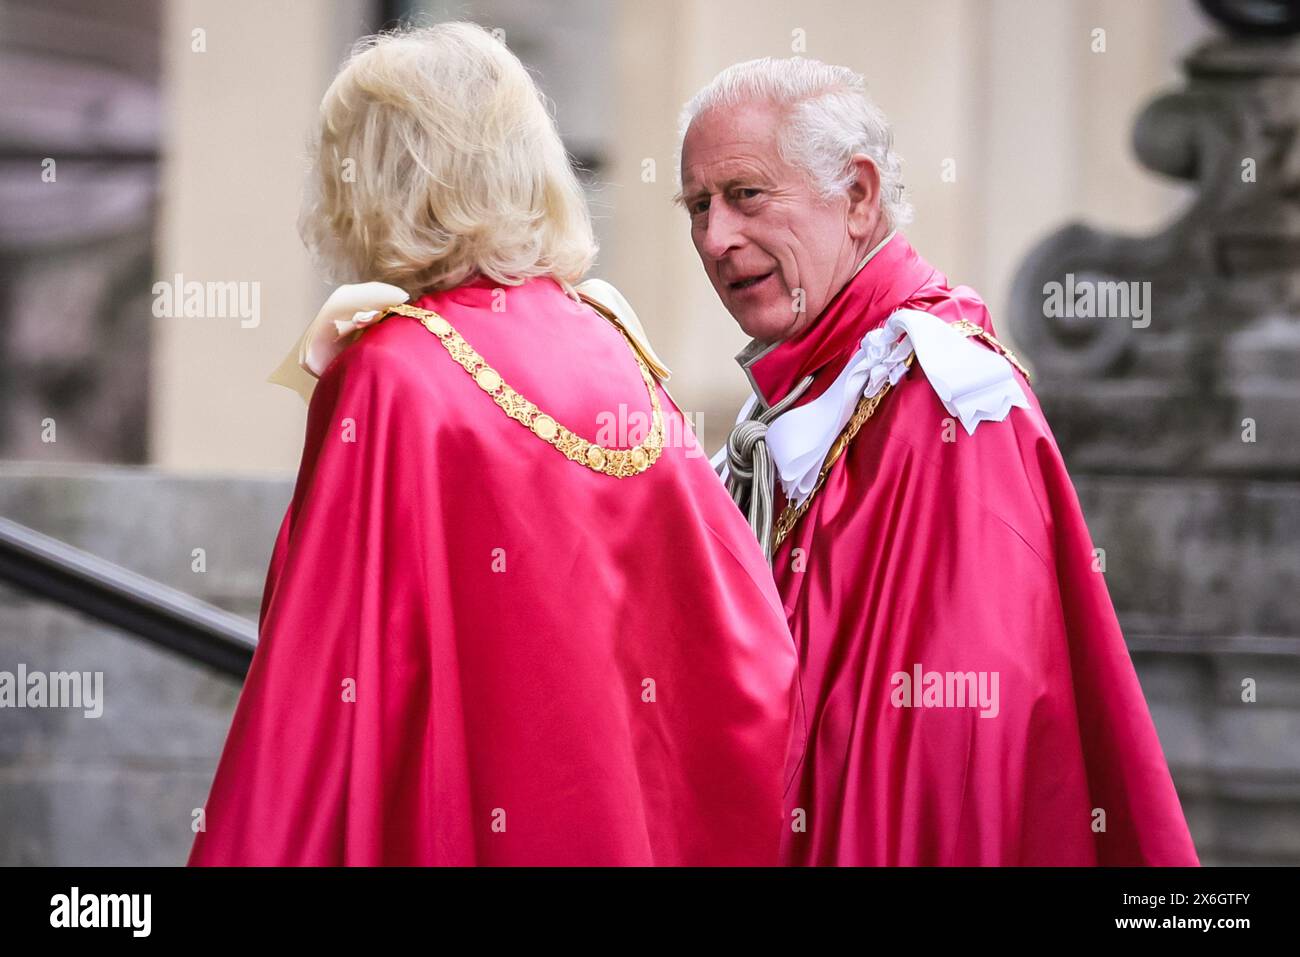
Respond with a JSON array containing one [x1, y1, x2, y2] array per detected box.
[[763, 308, 1030, 508]]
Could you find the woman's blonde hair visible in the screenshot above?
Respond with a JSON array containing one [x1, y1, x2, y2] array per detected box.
[[299, 22, 597, 294]]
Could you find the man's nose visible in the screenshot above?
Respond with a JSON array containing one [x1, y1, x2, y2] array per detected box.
[[700, 202, 743, 260]]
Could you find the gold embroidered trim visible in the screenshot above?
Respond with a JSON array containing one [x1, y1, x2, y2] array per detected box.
[[950, 319, 1031, 379], [576, 292, 672, 382], [381, 302, 664, 478]]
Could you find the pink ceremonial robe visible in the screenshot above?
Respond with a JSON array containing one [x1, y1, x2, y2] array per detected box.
[[189, 275, 800, 866], [756, 234, 1199, 866]]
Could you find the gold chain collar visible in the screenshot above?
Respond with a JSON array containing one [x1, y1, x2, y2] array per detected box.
[[949, 319, 1031, 379], [380, 302, 665, 478]]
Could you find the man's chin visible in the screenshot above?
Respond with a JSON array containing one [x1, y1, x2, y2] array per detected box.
[[732, 308, 797, 343]]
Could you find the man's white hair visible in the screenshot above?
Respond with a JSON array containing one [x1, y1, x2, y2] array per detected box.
[[679, 56, 914, 228]]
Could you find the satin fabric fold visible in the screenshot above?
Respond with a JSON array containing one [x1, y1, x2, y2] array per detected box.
[[750, 234, 1198, 865], [190, 275, 800, 866]]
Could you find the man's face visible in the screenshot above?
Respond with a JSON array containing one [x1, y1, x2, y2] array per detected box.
[[679, 100, 866, 342]]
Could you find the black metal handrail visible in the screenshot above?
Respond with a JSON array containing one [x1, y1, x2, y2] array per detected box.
[[0, 515, 255, 678]]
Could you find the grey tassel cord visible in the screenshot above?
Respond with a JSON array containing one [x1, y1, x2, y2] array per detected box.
[[720, 374, 815, 564]]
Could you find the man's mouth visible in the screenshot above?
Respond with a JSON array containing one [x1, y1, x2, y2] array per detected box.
[[727, 272, 774, 293]]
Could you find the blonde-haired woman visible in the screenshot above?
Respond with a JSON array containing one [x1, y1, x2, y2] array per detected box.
[[189, 22, 800, 866]]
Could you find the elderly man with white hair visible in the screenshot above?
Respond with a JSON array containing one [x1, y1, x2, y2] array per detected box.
[[678, 57, 1199, 866]]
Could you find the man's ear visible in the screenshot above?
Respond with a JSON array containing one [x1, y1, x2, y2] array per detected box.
[[845, 153, 883, 240]]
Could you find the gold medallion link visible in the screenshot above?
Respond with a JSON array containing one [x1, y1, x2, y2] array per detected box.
[[382, 302, 664, 478]]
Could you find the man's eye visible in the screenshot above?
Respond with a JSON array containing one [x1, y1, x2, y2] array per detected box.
[[734, 188, 761, 201], [689, 198, 710, 215]]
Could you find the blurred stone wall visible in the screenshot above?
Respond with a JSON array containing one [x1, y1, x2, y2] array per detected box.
[[0, 464, 290, 865], [1009, 10, 1300, 865], [1079, 479, 1300, 864], [0, 0, 161, 463]]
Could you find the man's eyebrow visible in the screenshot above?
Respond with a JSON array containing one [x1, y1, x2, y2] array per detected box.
[[673, 182, 710, 209]]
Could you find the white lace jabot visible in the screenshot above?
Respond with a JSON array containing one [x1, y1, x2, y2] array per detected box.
[[762, 308, 1030, 508]]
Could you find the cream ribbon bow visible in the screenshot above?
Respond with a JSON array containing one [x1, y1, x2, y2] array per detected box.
[[763, 308, 1030, 509], [266, 282, 410, 403]]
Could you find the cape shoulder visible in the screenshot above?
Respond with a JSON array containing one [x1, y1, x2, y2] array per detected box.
[[268, 278, 672, 408], [575, 278, 672, 383]]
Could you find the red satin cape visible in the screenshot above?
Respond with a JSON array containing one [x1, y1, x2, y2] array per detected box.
[[188, 276, 800, 866], [759, 236, 1199, 866]]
